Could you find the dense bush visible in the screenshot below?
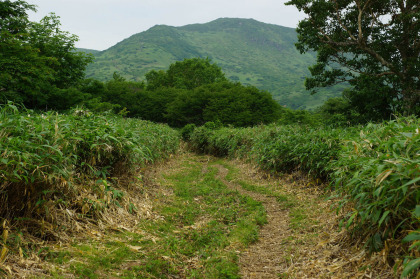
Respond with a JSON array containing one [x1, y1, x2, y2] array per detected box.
[[330, 118, 420, 252], [180, 123, 197, 141], [0, 104, 179, 221], [81, 78, 282, 127], [24, 62, 282, 128]]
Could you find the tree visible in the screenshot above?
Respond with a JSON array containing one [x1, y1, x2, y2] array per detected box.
[[286, 0, 420, 116], [1, 0, 51, 106], [101, 74, 145, 115], [144, 69, 168, 91], [28, 13, 93, 89], [203, 84, 281, 126], [0, 0, 93, 108], [165, 82, 281, 127], [0, 0, 34, 35], [145, 57, 227, 90]]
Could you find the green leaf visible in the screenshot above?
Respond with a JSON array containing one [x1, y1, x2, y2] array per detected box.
[[402, 232, 420, 243], [401, 177, 420, 188], [346, 211, 358, 228], [8, 103, 18, 112], [378, 210, 390, 227], [401, 258, 420, 278], [408, 241, 420, 251], [414, 205, 420, 218]]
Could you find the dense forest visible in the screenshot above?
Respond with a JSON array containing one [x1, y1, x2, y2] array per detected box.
[[0, 0, 419, 278]]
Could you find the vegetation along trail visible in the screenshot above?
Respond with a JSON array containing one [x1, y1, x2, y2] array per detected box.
[[4, 150, 397, 278]]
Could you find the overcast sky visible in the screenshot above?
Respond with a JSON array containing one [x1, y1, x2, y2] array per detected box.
[[27, 0, 306, 51]]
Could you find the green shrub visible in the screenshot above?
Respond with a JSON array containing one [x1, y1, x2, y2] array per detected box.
[[180, 124, 197, 141], [330, 118, 420, 252], [0, 104, 179, 224]]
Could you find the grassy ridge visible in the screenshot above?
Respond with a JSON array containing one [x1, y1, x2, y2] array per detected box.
[[0, 103, 179, 228], [188, 119, 420, 276]]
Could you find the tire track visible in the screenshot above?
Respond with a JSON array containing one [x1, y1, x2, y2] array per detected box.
[[214, 164, 291, 279]]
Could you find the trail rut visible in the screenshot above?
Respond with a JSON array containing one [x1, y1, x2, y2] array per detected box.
[[215, 164, 290, 278]]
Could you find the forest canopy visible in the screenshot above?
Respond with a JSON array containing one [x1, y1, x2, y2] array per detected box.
[[94, 59, 282, 127], [286, 0, 420, 119], [0, 0, 93, 108]]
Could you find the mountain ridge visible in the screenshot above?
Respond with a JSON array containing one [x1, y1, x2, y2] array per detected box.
[[85, 18, 343, 109]]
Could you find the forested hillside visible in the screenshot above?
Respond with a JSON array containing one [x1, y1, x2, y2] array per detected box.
[[85, 18, 345, 109]]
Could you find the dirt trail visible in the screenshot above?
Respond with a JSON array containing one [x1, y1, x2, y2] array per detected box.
[[215, 164, 290, 278], [212, 159, 396, 279]]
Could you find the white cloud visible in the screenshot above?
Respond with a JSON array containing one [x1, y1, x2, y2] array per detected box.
[[27, 0, 305, 50]]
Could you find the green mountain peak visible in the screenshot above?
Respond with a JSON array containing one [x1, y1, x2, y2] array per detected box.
[[86, 18, 343, 109]]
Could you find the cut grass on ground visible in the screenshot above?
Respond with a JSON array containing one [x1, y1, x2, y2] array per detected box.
[[36, 154, 266, 278]]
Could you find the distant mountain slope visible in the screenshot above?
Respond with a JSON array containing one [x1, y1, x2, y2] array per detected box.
[[86, 18, 344, 109], [78, 48, 101, 55]]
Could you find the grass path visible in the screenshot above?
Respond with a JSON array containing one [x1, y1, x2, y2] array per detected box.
[[214, 163, 290, 278], [5, 151, 396, 278]]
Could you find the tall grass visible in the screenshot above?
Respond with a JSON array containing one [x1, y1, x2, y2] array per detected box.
[[188, 119, 420, 276], [0, 103, 179, 230]]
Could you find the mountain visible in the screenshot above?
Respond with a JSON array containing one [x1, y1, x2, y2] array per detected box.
[[85, 18, 344, 109], [78, 48, 101, 55]]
